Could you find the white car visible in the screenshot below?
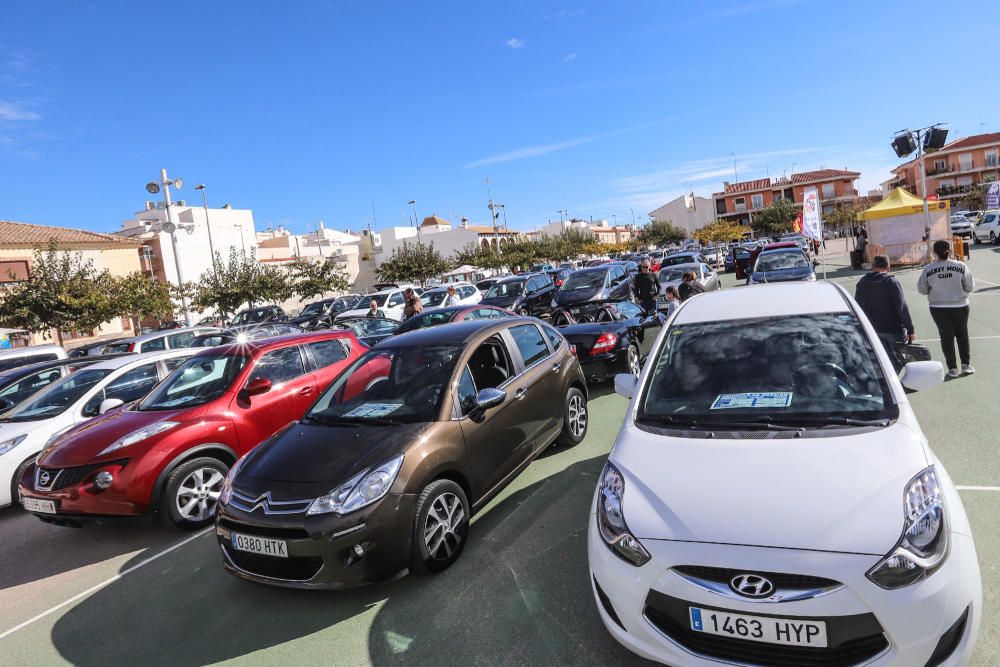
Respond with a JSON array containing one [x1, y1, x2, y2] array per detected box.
[[950, 215, 974, 239], [0, 349, 195, 508], [420, 282, 482, 309], [101, 327, 220, 355], [0, 344, 67, 372], [336, 285, 421, 321], [589, 282, 981, 666], [972, 211, 1000, 245]]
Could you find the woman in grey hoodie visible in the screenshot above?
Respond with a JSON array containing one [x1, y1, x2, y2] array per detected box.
[[917, 240, 975, 377]]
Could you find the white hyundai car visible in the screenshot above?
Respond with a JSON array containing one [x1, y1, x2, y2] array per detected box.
[[589, 282, 980, 666], [0, 349, 195, 509]]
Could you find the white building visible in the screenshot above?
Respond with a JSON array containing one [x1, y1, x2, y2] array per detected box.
[[649, 193, 715, 236], [116, 201, 257, 286]]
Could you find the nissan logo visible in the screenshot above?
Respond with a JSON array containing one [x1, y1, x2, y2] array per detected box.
[[730, 574, 775, 599], [38, 470, 51, 487]]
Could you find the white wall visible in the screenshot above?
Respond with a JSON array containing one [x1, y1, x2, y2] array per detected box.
[[649, 195, 715, 236], [375, 225, 480, 267]]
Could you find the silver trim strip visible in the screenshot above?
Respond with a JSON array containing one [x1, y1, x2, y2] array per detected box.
[[229, 489, 312, 515], [670, 569, 844, 604]]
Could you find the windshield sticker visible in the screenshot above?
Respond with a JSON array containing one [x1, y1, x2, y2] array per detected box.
[[711, 392, 792, 410], [343, 402, 403, 418]]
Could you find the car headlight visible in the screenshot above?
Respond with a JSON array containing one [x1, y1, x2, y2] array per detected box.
[[867, 466, 948, 589], [596, 462, 651, 566], [0, 434, 27, 455], [307, 455, 404, 516], [98, 421, 179, 456], [219, 454, 248, 506]]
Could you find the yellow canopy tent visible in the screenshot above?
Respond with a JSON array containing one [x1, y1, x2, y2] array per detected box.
[[857, 188, 950, 265]]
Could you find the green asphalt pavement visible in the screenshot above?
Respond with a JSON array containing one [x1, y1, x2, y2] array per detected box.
[[1, 246, 999, 666]]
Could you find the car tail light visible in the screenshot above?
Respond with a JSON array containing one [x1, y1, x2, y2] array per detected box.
[[590, 333, 618, 355], [127, 343, 136, 352], [570, 344, 578, 357]]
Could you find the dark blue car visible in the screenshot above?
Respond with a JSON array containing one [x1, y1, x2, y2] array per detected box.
[[748, 248, 815, 284]]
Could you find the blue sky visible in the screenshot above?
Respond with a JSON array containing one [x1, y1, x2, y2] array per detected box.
[[0, 0, 995, 235]]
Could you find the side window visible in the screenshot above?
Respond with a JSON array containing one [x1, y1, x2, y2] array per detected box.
[[141, 337, 166, 353], [251, 346, 307, 385], [308, 339, 348, 368], [465, 308, 491, 320], [616, 302, 643, 319], [541, 324, 564, 351], [459, 286, 475, 299], [387, 293, 404, 307], [614, 266, 627, 283], [538, 274, 553, 288], [510, 324, 549, 368], [167, 332, 195, 349], [105, 364, 160, 403], [456, 366, 478, 416], [163, 357, 188, 373], [467, 335, 513, 390], [0, 369, 63, 403]]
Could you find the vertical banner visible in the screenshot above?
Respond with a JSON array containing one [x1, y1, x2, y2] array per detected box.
[[987, 182, 1000, 210], [801, 188, 822, 241]]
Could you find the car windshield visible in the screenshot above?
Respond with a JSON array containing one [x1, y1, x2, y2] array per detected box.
[[756, 251, 809, 272], [102, 342, 131, 354], [231, 309, 269, 326], [421, 291, 448, 307], [638, 313, 896, 428], [658, 268, 689, 282], [300, 302, 328, 317], [365, 293, 389, 307], [562, 270, 606, 291], [339, 318, 399, 337], [305, 345, 462, 425], [396, 311, 454, 332], [0, 369, 112, 421], [485, 281, 523, 298], [661, 255, 696, 267], [138, 353, 248, 411]]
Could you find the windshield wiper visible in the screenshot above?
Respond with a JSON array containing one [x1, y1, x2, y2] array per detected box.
[[756, 416, 891, 428], [302, 414, 400, 427], [637, 415, 801, 431]]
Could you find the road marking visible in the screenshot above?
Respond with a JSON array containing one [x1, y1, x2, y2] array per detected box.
[[957, 486, 1000, 492], [916, 335, 1000, 343], [0, 527, 212, 641]]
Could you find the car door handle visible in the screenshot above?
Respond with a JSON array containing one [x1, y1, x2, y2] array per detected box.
[[551, 363, 561, 373], [299, 387, 314, 396], [514, 387, 527, 400]]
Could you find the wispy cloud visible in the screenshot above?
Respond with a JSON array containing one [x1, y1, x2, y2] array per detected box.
[[505, 38, 525, 49], [563, 52, 577, 63], [464, 136, 593, 169], [0, 100, 41, 121]]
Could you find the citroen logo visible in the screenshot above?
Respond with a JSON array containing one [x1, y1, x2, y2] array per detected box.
[[730, 574, 775, 599], [38, 470, 51, 487]]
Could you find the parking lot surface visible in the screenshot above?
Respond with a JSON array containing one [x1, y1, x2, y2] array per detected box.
[[2, 245, 1000, 666]]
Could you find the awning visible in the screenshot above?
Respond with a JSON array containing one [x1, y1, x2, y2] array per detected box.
[[860, 188, 950, 221]]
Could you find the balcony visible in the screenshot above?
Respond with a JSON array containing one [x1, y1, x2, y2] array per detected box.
[[936, 184, 978, 198], [734, 203, 747, 212], [926, 165, 954, 177]]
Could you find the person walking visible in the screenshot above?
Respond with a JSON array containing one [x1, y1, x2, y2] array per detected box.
[[918, 240, 975, 378], [402, 288, 423, 321], [443, 285, 461, 307], [678, 272, 705, 301], [854, 255, 915, 370], [662, 285, 681, 317], [632, 260, 661, 315]]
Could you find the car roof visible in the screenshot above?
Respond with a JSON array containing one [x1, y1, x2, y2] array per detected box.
[[496, 274, 530, 283], [86, 348, 197, 370], [675, 282, 849, 325], [115, 326, 221, 344], [760, 247, 806, 256], [659, 262, 703, 270], [764, 241, 800, 250], [206, 329, 357, 357], [0, 344, 64, 358], [383, 317, 534, 347], [0, 356, 101, 381]]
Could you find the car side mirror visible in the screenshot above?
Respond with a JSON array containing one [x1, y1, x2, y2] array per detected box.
[[0, 398, 13, 411], [474, 387, 505, 413], [899, 361, 945, 391], [615, 373, 638, 399], [245, 377, 272, 396], [99, 398, 125, 415]]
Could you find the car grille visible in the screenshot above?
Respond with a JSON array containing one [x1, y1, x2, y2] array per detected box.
[[35, 459, 128, 491], [228, 488, 312, 515], [644, 590, 888, 667], [673, 565, 839, 591], [218, 518, 310, 541], [224, 546, 322, 582]]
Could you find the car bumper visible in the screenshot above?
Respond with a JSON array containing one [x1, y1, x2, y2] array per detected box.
[[17, 459, 147, 521], [588, 509, 981, 665], [215, 493, 417, 590], [577, 351, 628, 382]]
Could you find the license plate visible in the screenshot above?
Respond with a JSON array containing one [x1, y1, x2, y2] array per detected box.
[[22, 497, 57, 514], [690, 607, 828, 648], [231, 532, 288, 558]]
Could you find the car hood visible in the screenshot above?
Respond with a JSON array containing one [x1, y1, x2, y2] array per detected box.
[[0, 419, 52, 445], [480, 295, 518, 308], [751, 267, 814, 283], [610, 420, 928, 555], [240, 420, 430, 484], [38, 406, 205, 467]]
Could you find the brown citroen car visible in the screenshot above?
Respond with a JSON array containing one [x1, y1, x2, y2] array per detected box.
[[215, 318, 588, 589]]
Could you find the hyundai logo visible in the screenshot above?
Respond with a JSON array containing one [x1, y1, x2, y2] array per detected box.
[[38, 470, 51, 487], [730, 574, 775, 599]]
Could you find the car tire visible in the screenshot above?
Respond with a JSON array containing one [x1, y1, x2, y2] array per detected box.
[[992, 232, 997, 245], [974, 234, 980, 245], [517, 306, 530, 317], [556, 386, 588, 447], [159, 457, 229, 530], [626, 343, 641, 377], [411, 479, 470, 574], [10, 455, 36, 507]]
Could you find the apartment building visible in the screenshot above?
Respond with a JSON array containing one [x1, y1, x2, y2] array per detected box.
[[712, 168, 861, 225], [888, 132, 1000, 203]]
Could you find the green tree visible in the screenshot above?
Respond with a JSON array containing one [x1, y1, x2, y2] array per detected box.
[[191, 247, 265, 318], [288, 257, 350, 302], [111, 272, 174, 331], [451, 242, 505, 271], [823, 203, 863, 234], [694, 219, 746, 244], [641, 219, 687, 246], [0, 242, 117, 345], [376, 240, 449, 285], [256, 264, 297, 305], [752, 199, 797, 237]]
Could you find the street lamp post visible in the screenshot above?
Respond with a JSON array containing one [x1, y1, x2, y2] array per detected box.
[[193, 184, 217, 273], [408, 200, 418, 227], [147, 168, 191, 326]]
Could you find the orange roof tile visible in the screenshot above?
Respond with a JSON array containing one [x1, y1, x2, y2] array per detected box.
[[0, 220, 141, 248]]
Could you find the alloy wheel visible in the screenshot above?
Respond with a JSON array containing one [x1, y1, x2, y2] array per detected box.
[[627, 346, 641, 376], [175, 467, 224, 522], [423, 492, 465, 560], [567, 393, 587, 439]]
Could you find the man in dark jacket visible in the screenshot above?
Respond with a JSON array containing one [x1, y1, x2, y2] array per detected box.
[[854, 255, 914, 369], [632, 261, 661, 315]]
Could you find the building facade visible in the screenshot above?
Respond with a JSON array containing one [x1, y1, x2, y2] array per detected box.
[[888, 132, 1000, 205], [712, 168, 861, 226], [649, 194, 715, 236]]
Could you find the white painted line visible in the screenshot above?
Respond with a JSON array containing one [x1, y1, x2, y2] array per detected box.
[[975, 278, 1000, 287], [0, 527, 212, 641], [916, 335, 1000, 343], [957, 486, 1000, 492]]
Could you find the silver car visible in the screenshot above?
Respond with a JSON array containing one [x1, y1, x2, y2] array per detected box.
[[656, 262, 720, 308]]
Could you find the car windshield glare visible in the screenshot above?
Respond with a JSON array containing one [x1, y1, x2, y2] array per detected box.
[[138, 354, 248, 411], [638, 313, 896, 427], [485, 282, 523, 298], [757, 252, 809, 272], [1, 369, 112, 421], [563, 271, 606, 290], [305, 345, 462, 425]]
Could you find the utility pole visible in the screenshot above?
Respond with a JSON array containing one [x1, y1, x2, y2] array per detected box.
[[194, 184, 216, 274], [155, 168, 191, 326]]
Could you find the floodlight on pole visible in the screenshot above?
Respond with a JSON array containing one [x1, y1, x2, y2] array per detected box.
[[150, 168, 191, 326]]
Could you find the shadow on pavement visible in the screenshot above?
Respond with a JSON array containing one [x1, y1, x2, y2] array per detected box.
[[49, 455, 646, 666], [0, 508, 180, 592]]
